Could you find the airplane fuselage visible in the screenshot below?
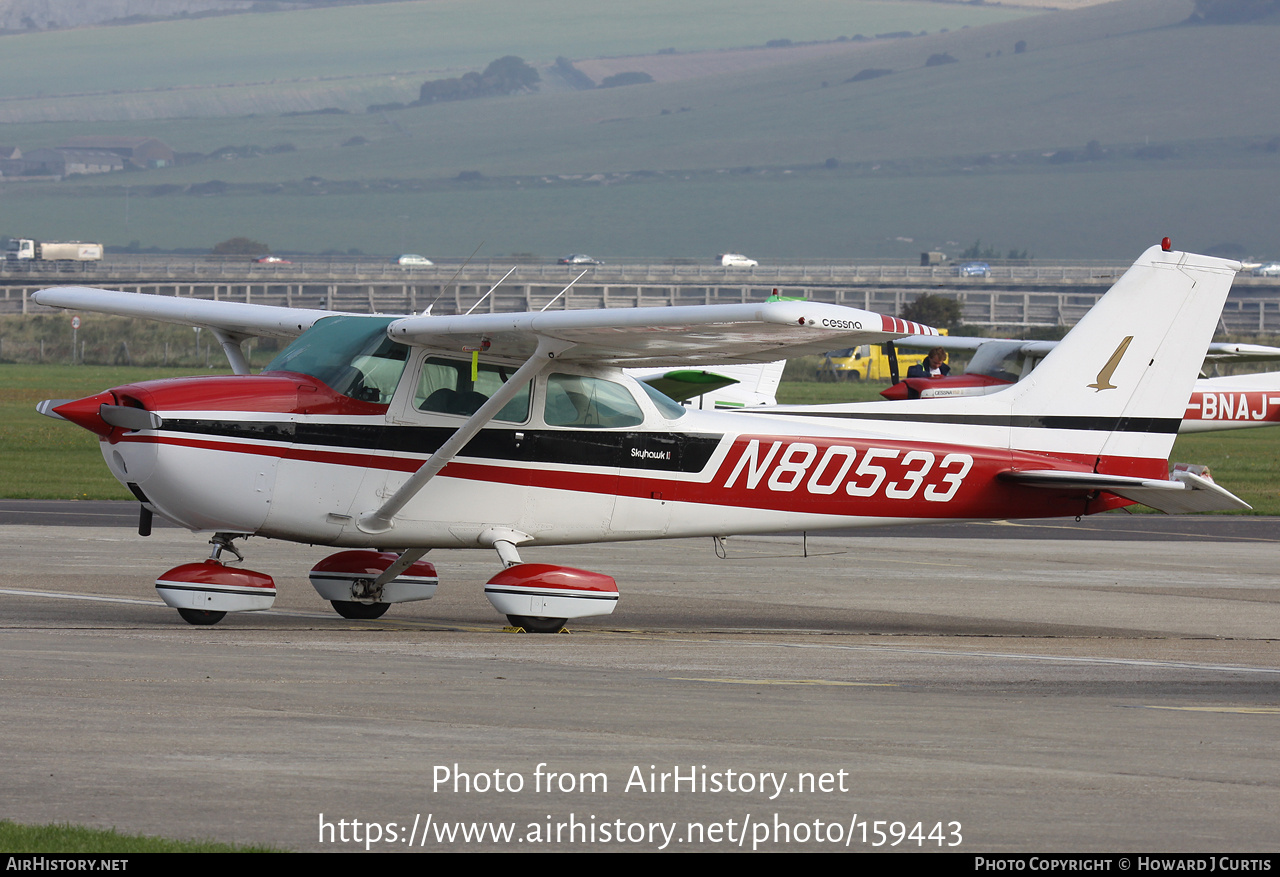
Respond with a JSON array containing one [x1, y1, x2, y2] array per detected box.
[[1181, 379, 1280, 432], [87, 366, 1136, 550]]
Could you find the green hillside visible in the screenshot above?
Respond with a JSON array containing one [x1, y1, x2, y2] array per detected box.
[[3, 0, 1279, 260], [0, 0, 1028, 121]]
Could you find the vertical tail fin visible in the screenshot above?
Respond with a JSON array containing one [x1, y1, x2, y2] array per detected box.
[[1004, 245, 1239, 469]]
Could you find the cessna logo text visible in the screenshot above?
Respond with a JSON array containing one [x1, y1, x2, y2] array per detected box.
[[821, 318, 863, 330], [723, 439, 972, 501]]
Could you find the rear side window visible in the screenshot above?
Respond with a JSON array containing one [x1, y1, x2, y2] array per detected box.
[[543, 374, 644, 428]]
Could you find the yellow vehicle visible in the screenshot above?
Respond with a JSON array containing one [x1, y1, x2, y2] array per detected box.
[[818, 332, 949, 381]]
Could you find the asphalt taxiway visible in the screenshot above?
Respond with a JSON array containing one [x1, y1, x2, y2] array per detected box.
[[1, 503, 1277, 851]]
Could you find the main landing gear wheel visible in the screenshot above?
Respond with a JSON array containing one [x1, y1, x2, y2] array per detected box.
[[506, 615, 567, 633], [177, 608, 227, 626], [331, 600, 391, 620]]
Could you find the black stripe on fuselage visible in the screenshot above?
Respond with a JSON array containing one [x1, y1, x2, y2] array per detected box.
[[159, 418, 724, 473], [736, 409, 1181, 434]]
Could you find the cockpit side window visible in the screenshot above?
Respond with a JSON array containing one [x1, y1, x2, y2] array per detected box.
[[543, 373, 645, 428], [414, 357, 530, 423], [262, 315, 408, 404]]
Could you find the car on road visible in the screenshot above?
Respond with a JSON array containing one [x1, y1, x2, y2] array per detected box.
[[558, 254, 601, 265], [254, 255, 290, 264], [717, 253, 758, 267], [956, 261, 991, 277], [396, 254, 434, 266], [1253, 262, 1280, 277]]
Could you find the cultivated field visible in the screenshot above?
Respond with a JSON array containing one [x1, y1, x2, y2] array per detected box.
[[7, 155, 1277, 262], [3, 0, 1278, 261], [0, 0, 1031, 122]]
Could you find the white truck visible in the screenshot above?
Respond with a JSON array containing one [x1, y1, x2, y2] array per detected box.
[[6, 239, 103, 262]]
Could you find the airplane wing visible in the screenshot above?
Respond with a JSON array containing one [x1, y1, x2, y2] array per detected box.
[[1202, 342, 1280, 362], [897, 333, 1280, 364], [387, 302, 935, 367], [896, 334, 992, 351], [30, 286, 340, 339]]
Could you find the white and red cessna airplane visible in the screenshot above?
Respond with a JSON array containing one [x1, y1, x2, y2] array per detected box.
[[33, 241, 1248, 630]]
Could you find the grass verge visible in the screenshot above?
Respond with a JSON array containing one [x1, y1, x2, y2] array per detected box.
[[0, 819, 282, 853], [3, 366, 1276, 511], [0, 363, 210, 499]]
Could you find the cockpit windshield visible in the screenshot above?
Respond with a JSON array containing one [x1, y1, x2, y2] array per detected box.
[[262, 315, 409, 404]]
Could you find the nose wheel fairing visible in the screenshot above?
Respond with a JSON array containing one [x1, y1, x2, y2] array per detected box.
[[155, 559, 277, 617]]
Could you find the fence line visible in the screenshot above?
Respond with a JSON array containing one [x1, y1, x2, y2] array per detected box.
[[4, 266, 1279, 333]]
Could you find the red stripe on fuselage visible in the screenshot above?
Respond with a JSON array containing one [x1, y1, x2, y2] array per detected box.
[[124, 428, 1139, 520]]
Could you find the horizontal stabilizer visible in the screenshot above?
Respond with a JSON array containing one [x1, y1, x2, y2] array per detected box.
[[1001, 467, 1250, 514]]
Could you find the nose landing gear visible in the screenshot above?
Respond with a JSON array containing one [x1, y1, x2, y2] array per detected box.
[[155, 534, 275, 626]]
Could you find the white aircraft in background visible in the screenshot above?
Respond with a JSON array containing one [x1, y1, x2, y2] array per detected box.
[[629, 361, 785, 409], [31, 242, 1247, 632], [634, 345, 1280, 434]]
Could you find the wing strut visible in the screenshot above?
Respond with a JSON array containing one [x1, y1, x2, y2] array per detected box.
[[356, 335, 575, 534], [371, 548, 431, 589], [211, 329, 251, 375]]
